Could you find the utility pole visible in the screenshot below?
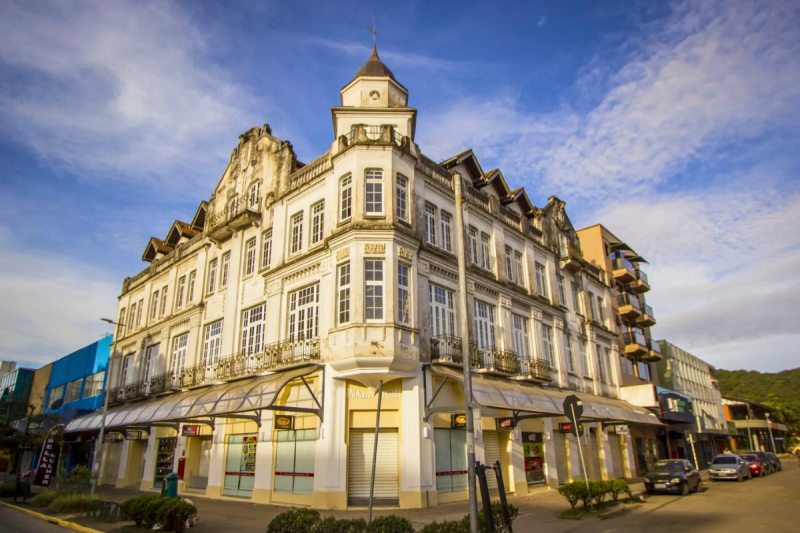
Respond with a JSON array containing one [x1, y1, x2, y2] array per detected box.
[[765, 413, 777, 453], [92, 321, 121, 495], [453, 173, 478, 533]]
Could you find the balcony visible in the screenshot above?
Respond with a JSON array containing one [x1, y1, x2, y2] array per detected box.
[[637, 304, 656, 327], [513, 358, 554, 383], [611, 257, 636, 284], [430, 335, 552, 382], [622, 330, 648, 357], [339, 124, 410, 152], [430, 335, 477, 368], [642, 339, 662, 362], [629, 268, 650, 293], [473, 346, 521, 377], [558, 242, 581, 272], [207, 191, 261, 244], [617, 293, 642, 320]]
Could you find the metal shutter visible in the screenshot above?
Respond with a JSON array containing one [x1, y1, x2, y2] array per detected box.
[[483, 431, 502, 494], [608, 433, 623, 478], [348, 430, 398, 506], [555, 434, 569, 485], [590, 429, 602, 480], [189, 437, 213, 490], [102, 442, 122, 485]]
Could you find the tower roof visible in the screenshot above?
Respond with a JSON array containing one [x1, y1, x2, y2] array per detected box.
[[353, 43, 395, 80]]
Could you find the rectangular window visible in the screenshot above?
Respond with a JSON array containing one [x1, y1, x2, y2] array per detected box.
[[274, 429, 315, 495], [241, 304, 265, 355], [440, 212, 452, 252], [64, 378, 83, 403], [202, 320, 224, 365], [557, 276, 566, 306], [580, 342, 590, 377], [290, 212, 304, 254], [49, 385, 64, 406], [564, 334, 575, 373], [119, 307, 126, 333], [505, 246, 515, 283], [571, 282, 582, 314], [425, 204, 437, 245], [596, 344, 606, 382], [480, 233, 492, 270], [398, 263, 410, 324], [337, 262, 351, 324], [261, 229, 273, 269], [311, 201, 324, 245], [434, 429, 467, 493], [127, 303, 136, 332], [288, 284, 319, 340], [187, 271, 196, 304], [429, 284, 455, 337], [514, 251, 525, 287], [542, 326, 554, 366], [143, 343, 159, 385], [468, 227, 479, 265], [596, 296, 605, 324], [535, 263, 548, 297], [365, 170, 383, 214], [511, 314, 530, 359], [473, 300, 495, 350], [340, 175, 352, 221], [365, 259, 384, 320], [136, 299, 144, 327], [244, 239, 256, 276], [207, 259, 218, 294], [160, 286, 168, 316], [396, 175, 408, 221], [221, 251, 231, 287], [176, 276, 186, 309], [172, 334, 188, 376], [120, 354, 132, 385], [84, 371, 105, 398]]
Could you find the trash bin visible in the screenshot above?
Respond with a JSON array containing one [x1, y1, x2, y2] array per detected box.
[[164, 472, 179, 498]]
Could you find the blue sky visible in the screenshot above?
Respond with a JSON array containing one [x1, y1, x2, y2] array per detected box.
[[1, 0, 798, 372]]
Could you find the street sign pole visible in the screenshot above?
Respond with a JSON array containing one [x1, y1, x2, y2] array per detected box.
[[571, 404, 592, 510]]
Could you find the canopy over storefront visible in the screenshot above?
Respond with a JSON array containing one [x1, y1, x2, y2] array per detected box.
[[65, 366, 322, 433], [426, 366, 662, 426]]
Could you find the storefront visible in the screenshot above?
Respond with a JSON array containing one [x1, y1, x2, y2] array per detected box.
[[521, 431, 545, 486], [223, 434, 257, 498]]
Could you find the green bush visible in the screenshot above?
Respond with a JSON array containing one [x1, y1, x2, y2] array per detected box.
[[0, 483, 15, 497], [155, 498, 197, 533], [459, 502, 519, 533], [609, 479, 631, 501], [267, 508, 322, 533], [558, 482, 589, 509], [143, 496, 170, 528], [589, 480, 612, 504], [419, 520, 465, 533], [368, 515, 414, 533], [49, 494, 105, 514], [120, 494, 164, 526], [58, 465, 94, 495], [316, 516, 369, 533], [31, 489, 62, 507]]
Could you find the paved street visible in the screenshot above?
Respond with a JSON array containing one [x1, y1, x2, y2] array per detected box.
[[0, 506, 75, 533]]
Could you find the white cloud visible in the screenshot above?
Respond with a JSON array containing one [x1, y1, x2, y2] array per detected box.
[[0, 0, 257, 185], [537, 16, 547, 27]]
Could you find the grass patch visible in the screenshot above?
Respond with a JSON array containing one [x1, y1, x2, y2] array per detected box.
[[560, 508, 586, 520]]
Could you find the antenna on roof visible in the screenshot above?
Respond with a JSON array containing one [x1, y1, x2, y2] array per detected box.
[[366, 12, 377, 46]]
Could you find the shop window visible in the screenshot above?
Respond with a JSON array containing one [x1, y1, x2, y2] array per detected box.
[[434, 429, 467, 493], [274, 429, 316, 495]]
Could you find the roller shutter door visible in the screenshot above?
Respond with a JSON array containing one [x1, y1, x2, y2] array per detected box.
[[554, 434, 569, 485], [348, 430, 398, 506], [483, 431, 502, 494], [590, 430, 602, 480], [608, 433, 623, 478], [102, 442, 122, 485]]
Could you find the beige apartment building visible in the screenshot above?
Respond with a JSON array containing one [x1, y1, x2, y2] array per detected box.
[[66, 46, 660, 509]]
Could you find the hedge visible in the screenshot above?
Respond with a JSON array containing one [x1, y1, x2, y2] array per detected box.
[[557, 479, 631, 509], [120, 494, 197, 531], [156, 498, 197, 533], [49, 494, 106, 514], [31, 490, 61, 507], [120, 494, 164, 526]]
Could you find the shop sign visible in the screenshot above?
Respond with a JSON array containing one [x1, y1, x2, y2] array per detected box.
[[451, 414, 467, 429], [125, 430, 147, 440], [496, 417, 515, 430], [559, 422, 584, 437], [32, 436, 59, 487], [523, 432, 543, 443], [104, 432, 123, 443], [274, 415, 295, 430], [181, 425, 200, 437], [615, 425, 629, 435]]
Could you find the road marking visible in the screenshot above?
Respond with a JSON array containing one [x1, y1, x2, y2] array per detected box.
[[0, 501, 106, 533]]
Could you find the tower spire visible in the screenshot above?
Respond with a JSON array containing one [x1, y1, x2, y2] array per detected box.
[[367, 12, 377, 46]]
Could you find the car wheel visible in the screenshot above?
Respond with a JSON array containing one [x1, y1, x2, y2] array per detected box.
[[681, 482, 690, 496], [695, 479, 704, 493]]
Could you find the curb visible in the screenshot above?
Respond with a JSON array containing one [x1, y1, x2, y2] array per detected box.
[[0, 501, 107, 533]]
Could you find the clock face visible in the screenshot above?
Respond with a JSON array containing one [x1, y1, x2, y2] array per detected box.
[[369, 90, 380, 100]]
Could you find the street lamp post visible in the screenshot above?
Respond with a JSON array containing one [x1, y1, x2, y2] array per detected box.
[[91, 318, 122, 496], [765, 413, 777, 454]]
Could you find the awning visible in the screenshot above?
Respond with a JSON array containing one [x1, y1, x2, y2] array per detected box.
[[426, 367, 661, 426], [65, 366, 322, 433]]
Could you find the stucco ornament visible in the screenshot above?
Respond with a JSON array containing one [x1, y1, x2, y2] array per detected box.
[[554, 200, 570, 231], [364, 243, 385, 254]]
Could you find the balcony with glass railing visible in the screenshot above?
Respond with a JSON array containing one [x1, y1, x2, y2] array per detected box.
[[622, 329, 648, 357], [629, 268, 651, 293], [637, 303, 656, 327], [611, 256, 636, 284], [643, 339, 663, 363], [616, 292, 642, 320]]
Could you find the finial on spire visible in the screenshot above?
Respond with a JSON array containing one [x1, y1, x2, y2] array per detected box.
[[366, 12, 377, 46]]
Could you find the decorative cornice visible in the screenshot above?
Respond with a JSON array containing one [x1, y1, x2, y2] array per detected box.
[[283, 263, 321, 285], [429, 263, 457, 282], [474, 282, 499, 298], [364, 243, 386, 255]]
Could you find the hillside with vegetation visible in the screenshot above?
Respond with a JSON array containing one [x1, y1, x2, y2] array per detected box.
[[717, 367, 800, 447]]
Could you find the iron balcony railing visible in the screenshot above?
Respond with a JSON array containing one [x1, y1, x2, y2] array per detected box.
[[431, 335, 552, 379], [430, 335, 479, 368], [474, 345, 520, 375], [617, 293, 642, 310], [207, 191, 261, 230], [518, 357, 554, 382], [623, 329, 647, 347], [341, 124, 408, 149]]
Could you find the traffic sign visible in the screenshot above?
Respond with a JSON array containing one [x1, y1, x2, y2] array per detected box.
[[564, 394, 583, 422]]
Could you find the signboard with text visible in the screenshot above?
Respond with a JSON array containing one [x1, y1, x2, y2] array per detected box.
[[559, 422, 584, 437], [32, 437, 59, 487], [181, 425, 200, 437]]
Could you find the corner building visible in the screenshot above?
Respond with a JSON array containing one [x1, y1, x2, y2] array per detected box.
[[66, 47, 660, 508]]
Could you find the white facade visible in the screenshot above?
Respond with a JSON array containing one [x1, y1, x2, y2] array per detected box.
[[71, 48, 661, 509]]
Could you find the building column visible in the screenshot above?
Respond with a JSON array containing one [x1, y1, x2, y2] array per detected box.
[[599, 426, 612, 480], [508, 428, 527, 495], [205, 420, 227, 498], [140, 429, 157, 490], [312, 368, 347, 510], [620, 433, 635, 479], [116, 439, 132, 488], [543, 418, 559, 488], [252, 411, 275, 504], [400, 370, 435, 508]]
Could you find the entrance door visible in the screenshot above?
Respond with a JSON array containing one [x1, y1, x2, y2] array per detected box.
[[348, 429, 398, 506], [608, 433, 623, 478], [189, 437, 212, 490], [223, 434, 257, 498], [102, 442, 122, 485], [154, 438, 177, 488], [483, 431, 502, 493]]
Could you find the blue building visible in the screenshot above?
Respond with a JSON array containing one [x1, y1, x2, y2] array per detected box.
[[44, 336, 112, 470]]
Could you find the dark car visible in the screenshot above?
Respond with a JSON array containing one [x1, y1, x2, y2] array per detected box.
[[753, 451, 774, 474], [644, 460, 702, 495], [709, 454, 751, 482], [765, 452, 782, 472]]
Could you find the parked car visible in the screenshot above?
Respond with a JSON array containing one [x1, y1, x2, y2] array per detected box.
[[765, 452, 782, 472], [709, 455, 751, 482], [739, 454, 765, 477], [753, 451, 774, 474], [644, 459, 703, 495]]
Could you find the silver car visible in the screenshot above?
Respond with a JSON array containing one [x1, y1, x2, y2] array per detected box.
[[709, 454, 751, 482]]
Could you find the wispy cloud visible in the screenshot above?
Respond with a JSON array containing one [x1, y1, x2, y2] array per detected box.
[[0, 0, 258, 185], [537, 16, 547, 27]]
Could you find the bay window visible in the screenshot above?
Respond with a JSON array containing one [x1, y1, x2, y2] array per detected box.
[[365, 170, 383, 215], [365, 259, 384, 320]]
